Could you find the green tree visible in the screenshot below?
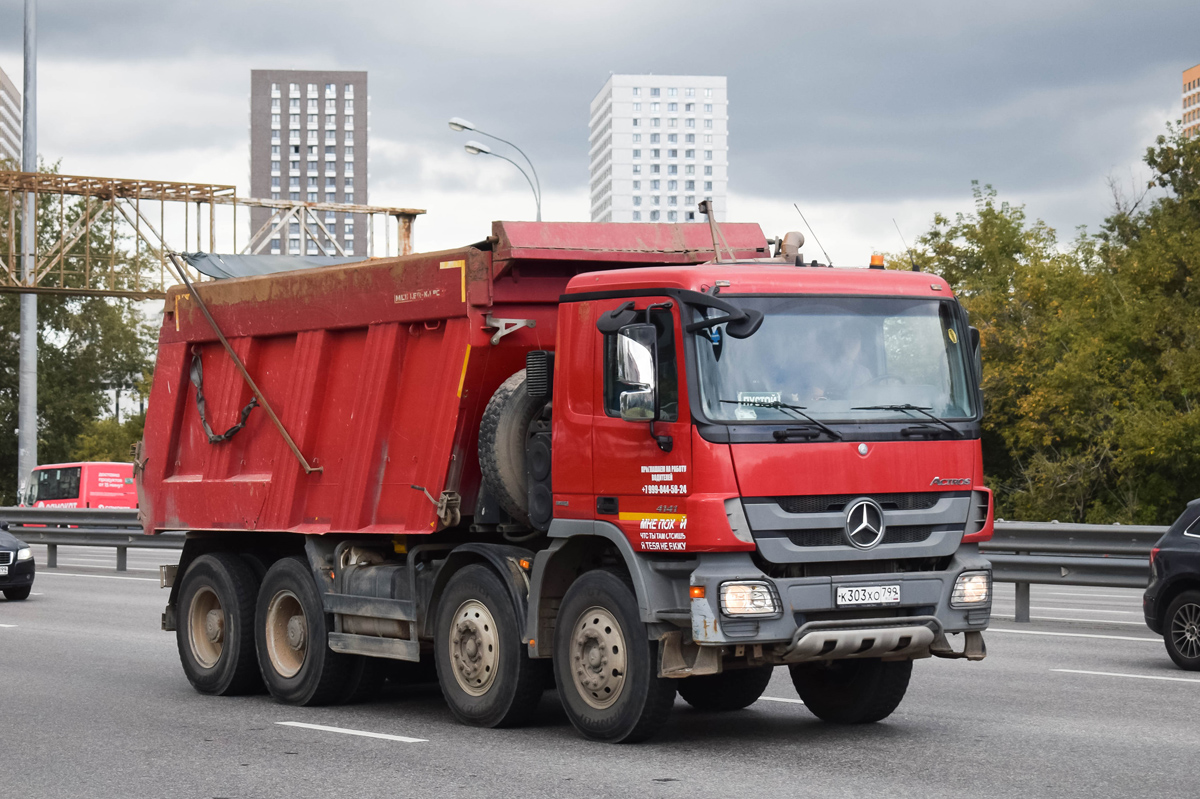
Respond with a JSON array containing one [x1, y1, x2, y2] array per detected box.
[[901, 125, 1200, 524]]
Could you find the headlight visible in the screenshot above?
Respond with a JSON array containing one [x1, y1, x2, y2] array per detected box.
[[951, 571, 990, 607], [719, 581, 780, 617], [16, 547, 33, 561]]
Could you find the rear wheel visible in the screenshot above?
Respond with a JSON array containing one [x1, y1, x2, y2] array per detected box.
[[678, 665, 775, 711], [434, 564, 546, 727], [3, 586, 31, 601], [789, 658, 912, 723], [554, 570, 676, 743], [176, 553, 262, 695], [255, 556, 351, 706], [1164, 590, 1200, 671]]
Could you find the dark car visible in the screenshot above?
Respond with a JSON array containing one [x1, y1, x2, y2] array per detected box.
[[0, 528, 35, 601], [1145, 499, 1200, 670]]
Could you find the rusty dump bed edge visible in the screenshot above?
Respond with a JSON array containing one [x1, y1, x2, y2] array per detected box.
[[139, 220, 767, 538]]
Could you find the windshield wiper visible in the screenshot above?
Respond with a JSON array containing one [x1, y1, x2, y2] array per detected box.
[[719, 399, 843, 440], [852, 404, 962, 438]]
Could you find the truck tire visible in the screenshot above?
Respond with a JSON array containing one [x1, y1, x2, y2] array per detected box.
[[1163, 590, 1200, 671], [678, 665, 774, 711], [479, 369, 543, 526], [554, 570, 677, 743], [789, 658, 912, 724], [176, 552, 262, 696], [3, 586, 31, 601], [434, 564, 546, 727], [254, 556, 351, 706]]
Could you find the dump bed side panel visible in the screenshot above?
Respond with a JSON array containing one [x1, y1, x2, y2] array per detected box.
[[142, 248, 494, 536]]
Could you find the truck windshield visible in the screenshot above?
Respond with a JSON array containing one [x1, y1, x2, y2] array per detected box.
[[693, 296, 976, 424]]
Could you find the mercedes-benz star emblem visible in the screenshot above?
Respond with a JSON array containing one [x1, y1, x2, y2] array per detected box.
[[844, 498, 886, 549]]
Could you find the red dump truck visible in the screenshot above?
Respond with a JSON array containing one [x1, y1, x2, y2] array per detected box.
[[141, 221, 992, 743]]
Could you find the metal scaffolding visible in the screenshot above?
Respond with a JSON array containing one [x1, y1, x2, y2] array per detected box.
[[0, 170, 425, 299]]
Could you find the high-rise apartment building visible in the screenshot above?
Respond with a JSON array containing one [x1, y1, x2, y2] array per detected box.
[[1184, 63, 1200, 139], [249, 70, 368, 256], [0, 66, 21, 165], [589, 75, 728, 223]]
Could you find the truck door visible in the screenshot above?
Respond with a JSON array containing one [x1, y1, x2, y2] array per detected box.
[[592, 299, 693, 553]]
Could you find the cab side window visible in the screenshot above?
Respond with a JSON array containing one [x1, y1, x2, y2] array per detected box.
[[603, 307, 679, 422]]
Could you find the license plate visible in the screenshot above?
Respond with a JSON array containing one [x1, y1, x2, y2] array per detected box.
[[836, 584, 900, 606], [0, 565, 7, 576]]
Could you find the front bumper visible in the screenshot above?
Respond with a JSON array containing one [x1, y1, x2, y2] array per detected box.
[[685, 545, 991, 660], [0, 557, 36, 589]]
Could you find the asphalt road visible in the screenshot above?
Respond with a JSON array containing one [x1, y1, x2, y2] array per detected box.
[[1, 547, 1196, 799]]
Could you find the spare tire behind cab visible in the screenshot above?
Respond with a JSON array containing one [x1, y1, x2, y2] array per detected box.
[[479, 369, 544, 526]]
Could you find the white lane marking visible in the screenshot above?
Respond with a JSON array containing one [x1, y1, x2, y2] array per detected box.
[[35, 571, 159, 582], [1052, 669, 1200, 684], [990, 614, 1147, 626], [987, 627, 1158, 642], [758, 696, 805, 705], [276, 721, 426, 743], [0, 623, 17, 628]]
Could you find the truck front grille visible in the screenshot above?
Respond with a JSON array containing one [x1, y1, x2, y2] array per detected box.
[[774, 492, 955, 514], [778, 525, 936, 548]]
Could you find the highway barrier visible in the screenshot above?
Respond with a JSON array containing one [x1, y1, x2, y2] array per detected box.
[[984, 521, 1165, 622], [0, 510, 1168, 620], [0, 507, 180, 571]]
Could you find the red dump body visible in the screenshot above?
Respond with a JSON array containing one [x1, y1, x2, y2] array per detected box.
[[140, 222, 769, 536]]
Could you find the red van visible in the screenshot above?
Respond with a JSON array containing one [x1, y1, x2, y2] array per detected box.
[[27, 462, 138, 509]]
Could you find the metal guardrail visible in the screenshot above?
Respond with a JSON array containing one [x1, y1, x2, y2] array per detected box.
[[0, 507, 183, 571], [983, 521, 1166, 622], [0, 509, 1170, 620]]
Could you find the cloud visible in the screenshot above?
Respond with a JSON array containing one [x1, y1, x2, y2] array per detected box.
[[0, 0, 1196, 255]]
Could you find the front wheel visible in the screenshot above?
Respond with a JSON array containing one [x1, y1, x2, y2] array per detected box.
[[789, 658, 912, 723], [553, 570, 676, 743], [678, 665, 775, 711], [3, 586, 31, 601], [1164, 590, 1200, 671], [434, 564, 546, 727]]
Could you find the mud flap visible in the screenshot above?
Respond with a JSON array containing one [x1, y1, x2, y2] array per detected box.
[[929, 630, 987, 661], [658, 630, 723, 678]]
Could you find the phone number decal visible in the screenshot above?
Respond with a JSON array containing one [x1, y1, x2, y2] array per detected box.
[[641, 483, 688, 495]]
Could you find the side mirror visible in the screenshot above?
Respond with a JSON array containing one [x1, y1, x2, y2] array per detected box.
[[969, 326, 982, 378], [616, 323, 658, 422]]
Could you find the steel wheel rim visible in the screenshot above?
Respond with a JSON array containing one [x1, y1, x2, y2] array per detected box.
[[449, 599, 500, 696], [1171, 602, 1200, 660], [570, 606, 628, 710], [265, 589, 307, 678], [187, 586, 224, 669]]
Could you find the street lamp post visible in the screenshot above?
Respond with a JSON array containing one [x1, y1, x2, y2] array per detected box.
[[462, 141, 541, 222], [449, 117, 541, 222]]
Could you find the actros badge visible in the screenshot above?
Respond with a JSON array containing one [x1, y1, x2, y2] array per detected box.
[[844, 498, 886, 549]]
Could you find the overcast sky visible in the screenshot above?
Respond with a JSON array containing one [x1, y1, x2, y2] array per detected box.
[[1, 0, 1197, 259]]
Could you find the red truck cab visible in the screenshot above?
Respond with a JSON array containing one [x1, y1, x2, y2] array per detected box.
[[25, 462, 138, 509], [142, 221, 991, 743]]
